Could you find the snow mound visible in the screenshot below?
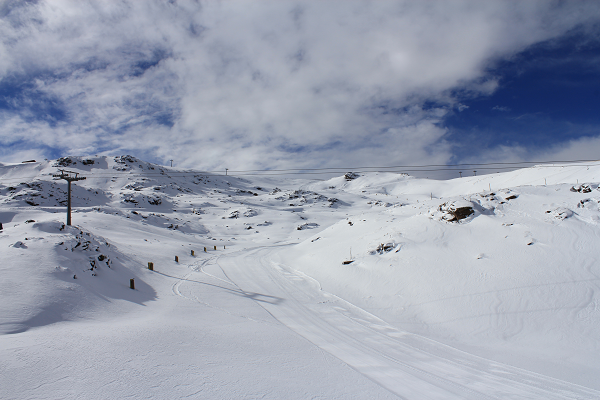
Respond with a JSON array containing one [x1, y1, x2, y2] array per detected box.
[[0, 219, 155, 335], [545, 207, 573, 220]]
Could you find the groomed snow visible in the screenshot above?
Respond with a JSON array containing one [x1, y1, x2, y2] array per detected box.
[[1, 156, 599, 399]]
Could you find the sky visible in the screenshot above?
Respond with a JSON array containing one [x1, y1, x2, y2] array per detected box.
[[1, 0, 600, 178]]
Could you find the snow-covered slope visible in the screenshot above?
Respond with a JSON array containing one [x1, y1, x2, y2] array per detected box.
[[1, 156, 599, 399]]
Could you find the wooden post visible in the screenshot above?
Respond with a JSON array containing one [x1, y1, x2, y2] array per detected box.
[[148, 262, 154, 271], [224, 245, 226, 249], [191, 250, 195, 256], [214, 245, 217, 250], [175, 255, 179, 262], [204, 247, 207, 252], [130, 278, 135, 290]]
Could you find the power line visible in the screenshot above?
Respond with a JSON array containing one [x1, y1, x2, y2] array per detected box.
[[204, 163, 600, 176], [212, 158, 600, 173], [0, 159, 599, 183]]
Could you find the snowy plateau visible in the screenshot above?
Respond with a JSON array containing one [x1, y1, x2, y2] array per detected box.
[[1, 155, 600, 399]]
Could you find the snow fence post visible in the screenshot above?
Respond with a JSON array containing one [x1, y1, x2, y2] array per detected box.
[[175, 255, 179, 262], [214, 245, 217, 250], [148, 262, 154, 271], [204, 247, 207, 252], [191, 250, 195, 256], [130, 279, 135, 290]]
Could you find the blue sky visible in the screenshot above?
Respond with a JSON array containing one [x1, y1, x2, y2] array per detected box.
[[1, 1, 599, 178], [444, 28, 600, 165]]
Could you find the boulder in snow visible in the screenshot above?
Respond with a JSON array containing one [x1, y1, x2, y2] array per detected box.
[[571, 184, 592, 193], [344, 172, 360, 181], [434, 200, 475, 222]]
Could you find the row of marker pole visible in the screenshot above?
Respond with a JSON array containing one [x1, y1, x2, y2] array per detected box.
[[130, 245, 226, 289]]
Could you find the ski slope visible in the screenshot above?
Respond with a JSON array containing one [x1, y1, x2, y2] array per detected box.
[[1, 156, 599, 399], [219, 246, 599, 399]]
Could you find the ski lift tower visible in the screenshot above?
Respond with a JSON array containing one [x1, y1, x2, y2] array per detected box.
[[53, 170, 86, 226]]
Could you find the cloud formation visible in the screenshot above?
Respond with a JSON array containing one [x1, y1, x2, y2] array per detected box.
[[1, 0, 599, 173]]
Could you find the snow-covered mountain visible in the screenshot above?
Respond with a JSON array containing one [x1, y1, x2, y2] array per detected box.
[[1, 155, 600, 399]]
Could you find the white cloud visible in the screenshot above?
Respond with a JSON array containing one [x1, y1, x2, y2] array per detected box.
[[1, 0, 599, 171], [451, 131, 600, 179], [0, 147, 47, 164], [541, 135, 600, 162]]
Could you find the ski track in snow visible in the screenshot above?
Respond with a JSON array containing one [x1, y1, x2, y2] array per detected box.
[[169, 256, 281, 326], [218, 246, 600, 400]]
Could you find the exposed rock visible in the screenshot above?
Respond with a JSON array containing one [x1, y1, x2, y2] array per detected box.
[[54, 157, 76, 167], [435, 200, 475, 222], [371, 242, 396, 254], [545, 207, 573, 220], [344, 172, 359, 181], [571, 184, 592, 193], [297, 222, 319, 230]]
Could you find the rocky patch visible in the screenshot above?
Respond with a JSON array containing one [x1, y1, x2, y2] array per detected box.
[[431, 200, 475, 222], [370, 242, 397, 254], [344, 172, 360, 181], [571, 184, 592, 193], [297, 222, 319, 230], [545, 207, 573, 221]]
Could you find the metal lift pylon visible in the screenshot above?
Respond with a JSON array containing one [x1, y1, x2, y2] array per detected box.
[[52, 170, 87, 226]]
